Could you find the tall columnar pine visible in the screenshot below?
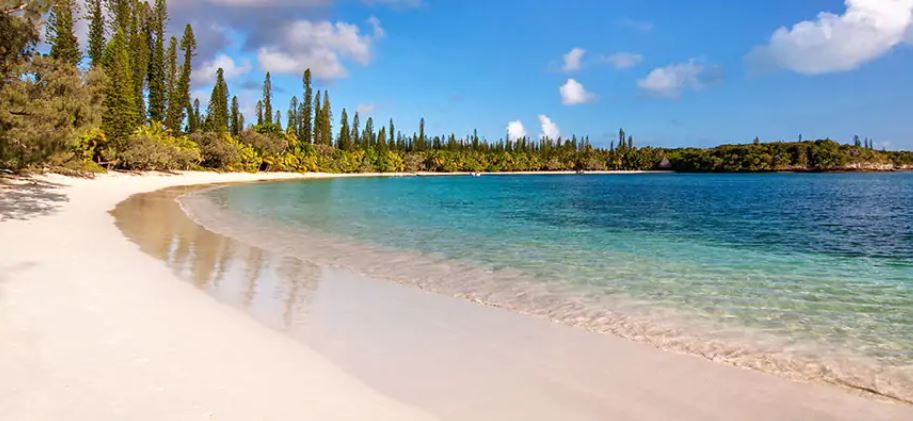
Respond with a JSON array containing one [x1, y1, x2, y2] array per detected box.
[[128, 2, 149, 121], [108, 0, 132, 34], [364, 117, 374, 148], [86, 0, 105, 66], [300, 69, 313, 144], [163, 35, 177, 121], [337, 108, 351, 151], [320, 90, 331, 145], [186, 97, 201, 132], [287, 96, 299, 135], [167, 24, 195, 132], [102, 29, 139, 148], [255, 100, 263, 125], [417, 117, 426, 151], [377, 127, 387, 151], [275, 111, 281, 131], [204, 67, 229, 132], [351, 112, 360, 148], [230, 96, 240, 136], [388, 119, 395, 148], [262, 72, 272, 125], [312, 92, 322, 144], [47, 0, 81, 67], [147, 0, 167, 122]]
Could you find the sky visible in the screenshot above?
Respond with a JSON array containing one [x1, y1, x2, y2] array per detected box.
[[75, 0, 913, 149]]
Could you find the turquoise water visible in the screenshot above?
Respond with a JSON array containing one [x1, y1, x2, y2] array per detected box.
[[197, 173, 913, 399]]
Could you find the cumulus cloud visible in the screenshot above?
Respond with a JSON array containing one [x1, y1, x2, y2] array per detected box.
[[637, 59, 719, 98], [559, 78, 596, 105], [257, 17, 385, 80], [193, 54, 252, 84], [506, 120, 527, 141], [538, 115, 560, 139], [603, 52, 643, 69], [562, 48, 586, 72], [747, 0, 913, 74]]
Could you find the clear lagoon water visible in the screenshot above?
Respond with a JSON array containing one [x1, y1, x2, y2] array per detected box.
[[194, 173, 913, 400]]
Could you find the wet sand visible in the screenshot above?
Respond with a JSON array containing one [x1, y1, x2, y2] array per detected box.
[[110, 180, 913, 420], [0, 172, 434, 421]]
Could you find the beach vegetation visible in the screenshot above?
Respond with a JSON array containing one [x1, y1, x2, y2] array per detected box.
[[1, 0, 912, 174]]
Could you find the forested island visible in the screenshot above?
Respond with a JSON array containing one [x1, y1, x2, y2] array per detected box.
[[2, 1, 912, 175]]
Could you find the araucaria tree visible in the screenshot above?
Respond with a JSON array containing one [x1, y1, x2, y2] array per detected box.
[[47, 0, 81, 67], [86, 0, 105, 67], [299, 69, 313, 144], [102, 29, 139, 148], [147, 0, 168, 122], [205, 67, 229, 132], [166, 24, 195, 132], [262, 72, 272, 125]]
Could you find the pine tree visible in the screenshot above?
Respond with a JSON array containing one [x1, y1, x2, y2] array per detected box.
[[109, 0, 132, 34], [167, 24, 195, 132], [187, 97, 200, 132], [47, 0, 81, 67], [205, 67, 229, 132], [417, 117, 426, 150], [287, 96, 299, 135], [351, 112, 360, 148], [147, 0, 167, 122], [262, 72, 272, 125], [230, 96, 240, 136], [364, 117, 374, 148], [388, 119, 395, 147], [102, 28, 138, 147], [127, 3, 149, 121], [255, 100, 263, 125], [275, 111, 281, 131], [238, 113, 245, 133], [337, 108, 351, 150], [377, 127, 387, 151], [320, 90, 332, 145], [163, 35, 177, 122], [86, 0, 105, 67], [300, 69, 313, 144], [312, 93, 322, 144]]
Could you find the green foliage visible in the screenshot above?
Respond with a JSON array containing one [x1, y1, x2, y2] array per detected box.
[[47, 0, 81, 67], [119, 122, 200, 170], [166, 24, 194, 132], [0, 56, 104, 171], [86, 0, 105, 67], [299, 69, 312, 145], [101, 29, 138, 149], [204, 67, 229, 132], [147, 0, 167, 122]]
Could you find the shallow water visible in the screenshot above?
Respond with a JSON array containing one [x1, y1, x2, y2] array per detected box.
[[186, 173, 913, 401]]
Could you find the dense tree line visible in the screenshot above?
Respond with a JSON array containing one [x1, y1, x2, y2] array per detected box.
[[1, 0, 911, 174]]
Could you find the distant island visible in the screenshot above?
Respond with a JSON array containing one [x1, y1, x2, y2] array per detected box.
[[2, 1, 911, 175]]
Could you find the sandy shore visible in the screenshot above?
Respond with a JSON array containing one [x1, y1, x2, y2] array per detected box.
[[2, 171, 913, 420], [0, 171, 434, 421]]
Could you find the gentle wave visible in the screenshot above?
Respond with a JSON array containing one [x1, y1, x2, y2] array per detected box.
[[180, 186, 913, 403]]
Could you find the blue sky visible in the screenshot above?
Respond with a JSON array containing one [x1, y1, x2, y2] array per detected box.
[[86, 0, 913, 149]]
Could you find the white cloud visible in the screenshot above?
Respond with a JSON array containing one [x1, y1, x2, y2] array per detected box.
[[562, 48, 586, 72], [559, 78, 595, 105], [356, 103, 376, 115], [538, 115, 560, 140], [193, 54, 252, 84], [637, 59, 709, 98], [603, 52, 643, 69], [748, 0, 913, 74], [506, 120, 527, 141], [257, 17, 384, 80]]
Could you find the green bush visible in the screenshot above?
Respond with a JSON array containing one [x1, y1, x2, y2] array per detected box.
[[119, 124, 201, 170]]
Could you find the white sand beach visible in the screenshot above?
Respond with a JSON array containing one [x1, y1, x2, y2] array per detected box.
[[2, 171, 912, 420]]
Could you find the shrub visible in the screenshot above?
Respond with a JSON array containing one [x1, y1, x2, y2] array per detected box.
[[119, 124, 201, 170], [192, 132, 240, 169]]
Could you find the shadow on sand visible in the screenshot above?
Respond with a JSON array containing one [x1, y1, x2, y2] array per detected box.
[[0, 177, 69, 221]]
